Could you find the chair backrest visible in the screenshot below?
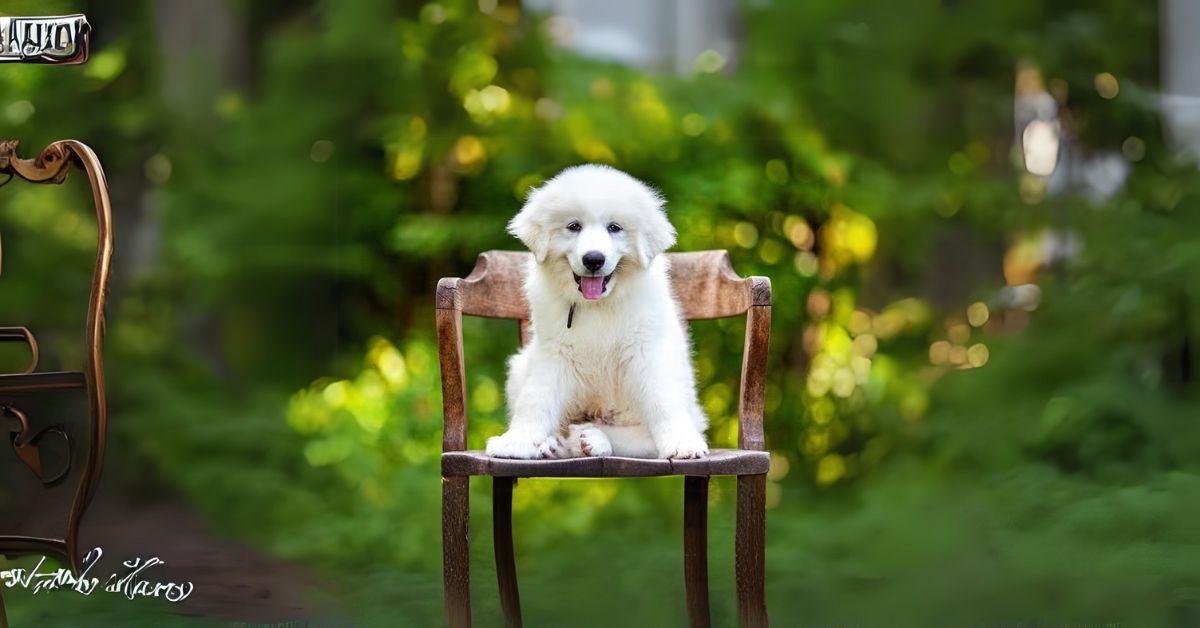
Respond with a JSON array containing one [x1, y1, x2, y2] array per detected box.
[[437, 249, 770, 321], [436, 250, 771, 452], [0, 139, 113, 571]]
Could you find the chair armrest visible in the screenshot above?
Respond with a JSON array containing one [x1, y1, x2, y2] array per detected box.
[[0, 326, 39, 374], [437, 278, 468, 452], [738, 277, 771, 451]]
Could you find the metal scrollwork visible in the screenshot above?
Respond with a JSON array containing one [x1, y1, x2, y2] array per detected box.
[[0, 138, 113, 573], [0, 140, 74, 185], [4, 405, 71, 487]]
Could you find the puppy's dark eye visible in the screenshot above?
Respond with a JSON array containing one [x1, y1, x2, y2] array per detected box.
[[567, 221, 582, 233], [607, 223, 623, 234]]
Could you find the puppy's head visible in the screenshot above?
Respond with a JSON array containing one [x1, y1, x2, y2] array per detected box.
[[508, 164, 675, 301]]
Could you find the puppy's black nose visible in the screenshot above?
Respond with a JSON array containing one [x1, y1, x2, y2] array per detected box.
[[582, 251, 605, 272]]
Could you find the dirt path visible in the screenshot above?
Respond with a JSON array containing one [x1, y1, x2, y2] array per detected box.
[[76, 493, 337, 623]]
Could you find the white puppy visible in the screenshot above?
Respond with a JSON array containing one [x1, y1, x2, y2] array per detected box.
[[486, 164, 709, 460]]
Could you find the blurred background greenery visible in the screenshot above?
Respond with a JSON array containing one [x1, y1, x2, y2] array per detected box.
[[2, 0, 1198, 625]]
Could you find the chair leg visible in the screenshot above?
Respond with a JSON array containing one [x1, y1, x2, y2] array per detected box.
[[493, 477, 523, 628], [683, 476, 711, 628], [443, 476, 472, 628], [735, 474, 768, 627]]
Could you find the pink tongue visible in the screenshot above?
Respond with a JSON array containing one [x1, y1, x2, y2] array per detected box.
[[580, 276, 605, 300]]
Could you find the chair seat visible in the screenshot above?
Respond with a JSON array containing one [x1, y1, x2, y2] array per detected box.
[[0, 371, 86, 393], [442, 448, 770, 478]]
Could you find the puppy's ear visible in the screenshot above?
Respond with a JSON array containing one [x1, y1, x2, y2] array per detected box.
[[635, 198, 677, 267], [508, 193, 553, 263]]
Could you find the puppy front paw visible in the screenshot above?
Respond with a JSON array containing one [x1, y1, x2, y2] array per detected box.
[[486, 432, 570, 459], [656, 430, 709, 460], [536, 435, 569, 459], [578, 427, 612, 457], [486, 432, 541, 459]]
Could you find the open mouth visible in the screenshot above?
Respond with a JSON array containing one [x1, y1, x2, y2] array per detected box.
[[573, 272, 613, 300]]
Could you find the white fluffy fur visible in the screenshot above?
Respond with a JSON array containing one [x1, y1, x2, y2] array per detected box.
[[486, 164, 709, 460]]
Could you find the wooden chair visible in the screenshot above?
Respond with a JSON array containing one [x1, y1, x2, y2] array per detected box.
[[436, 250, 771, 628], [0, 140, 114, 627]]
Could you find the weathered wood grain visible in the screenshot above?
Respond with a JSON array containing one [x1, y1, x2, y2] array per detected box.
[[684, 476, 711, 628], [442, 250, 771, 322], [517, 319, 532, 348], [443, 476, 471, 628], [441, 449, 770, 478], [736, 474, 769, 628], [455, 251, 531, 319], [738, 302, 771, 451], [493, 477, 523, 627], [437, 304, 468, 453], [670, 251, 761, 320]]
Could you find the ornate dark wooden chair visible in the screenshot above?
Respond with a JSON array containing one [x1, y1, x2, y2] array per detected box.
[[437, 250, 771, 627], [0, 140, 113, 624]]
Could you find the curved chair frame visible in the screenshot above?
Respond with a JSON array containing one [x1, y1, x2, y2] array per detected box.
[[437, 250, 771, 627], [0, 140, 113, 572]]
